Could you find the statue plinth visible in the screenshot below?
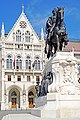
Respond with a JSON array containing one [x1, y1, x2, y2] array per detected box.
[[42, 93, 80, 118], [41, 52, 80, 118], [44, 51, 79, 95]]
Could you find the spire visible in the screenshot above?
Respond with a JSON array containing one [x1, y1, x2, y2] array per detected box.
[[1, 22, 5, 39], [41, 28, 44, 41], [22, 4, 24, 13]]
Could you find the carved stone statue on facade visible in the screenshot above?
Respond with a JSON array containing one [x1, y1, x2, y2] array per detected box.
[[35, 72, 53, 97], [37, 73, 53, 97], [45, 7, 69, 59]]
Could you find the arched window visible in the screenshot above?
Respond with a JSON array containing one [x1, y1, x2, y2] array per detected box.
[[16, 55, 22, 69], [11, 91, 17, 96], [16, 30, 21, 42], [6, 55, 12, 69], [25, 31, 30, 42], [26, 56, 31, 70], [28, 91, 34, 96], [35, 56, 40, 70]]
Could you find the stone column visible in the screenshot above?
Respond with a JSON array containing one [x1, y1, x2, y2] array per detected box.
[[1, 40, 5, 110]]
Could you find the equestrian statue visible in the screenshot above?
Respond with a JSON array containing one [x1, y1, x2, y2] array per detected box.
[[45, 7, 69, 59]]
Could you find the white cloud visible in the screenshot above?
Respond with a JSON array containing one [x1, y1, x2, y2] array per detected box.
[[29, 0, 40, 7], [65, 7, 80, 16], [25, 0, 42, 13], [34, 18, 47, 27]]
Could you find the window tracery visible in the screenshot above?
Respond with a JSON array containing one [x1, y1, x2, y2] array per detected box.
[[6, 55, 12, 69], [16, 30, 21, 42], [25, 31, 30, 42], [34, 56, 40, 70], [26, 56, 31, 70], [16, 55, 22, 69]]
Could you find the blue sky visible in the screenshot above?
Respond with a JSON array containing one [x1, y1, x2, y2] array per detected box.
[[0, 0, 80, 41]]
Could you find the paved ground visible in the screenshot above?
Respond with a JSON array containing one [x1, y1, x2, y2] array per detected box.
[[1, 110, 80, 120], [0, 110, 29, 120], [1, 114, 80, 120], [2, 114, 41, 120]]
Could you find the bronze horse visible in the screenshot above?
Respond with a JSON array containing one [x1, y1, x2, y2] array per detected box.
[[45, 7, 68, 59]]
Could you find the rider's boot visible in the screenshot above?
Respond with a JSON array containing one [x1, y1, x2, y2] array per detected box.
[[47, 33, 51, 41]]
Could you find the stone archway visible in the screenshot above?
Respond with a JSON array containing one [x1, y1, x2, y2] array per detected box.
[[28, 87, 36, 108], [9, 88, 20, 108], [28, 91, 34, 108]]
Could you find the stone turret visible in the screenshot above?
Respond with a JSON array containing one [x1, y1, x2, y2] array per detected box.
[[41, 28, 44, 41], [22, 4, 24, 14], [1, 22, 5, 39]]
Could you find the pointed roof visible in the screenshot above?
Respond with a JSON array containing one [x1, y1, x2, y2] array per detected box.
[[63, 41, 80, 52], [5, 6, 39, 43], [41, 28, 44, 41]]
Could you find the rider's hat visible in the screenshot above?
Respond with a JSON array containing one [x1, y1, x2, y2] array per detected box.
[[58, 6, 64, 11], [52, 8, 57, 14]]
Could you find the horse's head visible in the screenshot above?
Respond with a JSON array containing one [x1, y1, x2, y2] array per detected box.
[[58, 7, 64, 21]]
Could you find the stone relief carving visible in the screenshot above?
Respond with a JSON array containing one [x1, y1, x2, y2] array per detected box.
[[20, 21, 27, 28], [45, 52, 80, 95], [63, 65, 72, 83], [59, 63, 76, 95]]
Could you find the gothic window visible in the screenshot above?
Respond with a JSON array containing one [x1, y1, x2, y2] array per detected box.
[[8, 75, 11, 81], [20, 21, 27, 28], [26, 56, 31, 70], [27, 76, 31, 82], [35, 56, 40, 70], [28, 91, 34, 96], [25, 31, 30, 42], [17, 75, 21, 81], [16, 55, 22, 69], [16, 30, 21, 42], [6, 55, 12, 69], [11, 91, 17, 96], [36, 76, 40, 83]]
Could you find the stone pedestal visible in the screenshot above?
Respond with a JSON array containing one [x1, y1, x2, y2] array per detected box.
[[42, 93, 80, 118], [41, 52, 80, 118], [44, 52, 79, 94]]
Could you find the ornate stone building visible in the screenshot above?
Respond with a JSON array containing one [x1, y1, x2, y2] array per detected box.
[[0, 6, 45, 110]]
